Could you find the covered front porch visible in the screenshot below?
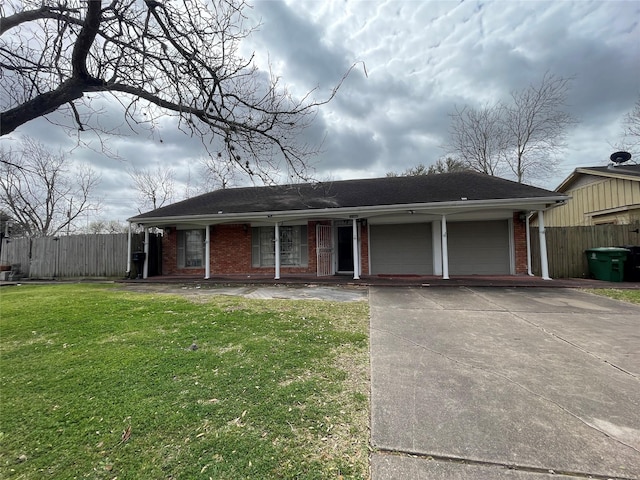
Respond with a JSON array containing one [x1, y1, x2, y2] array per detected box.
[[127, 205, 556, 282]]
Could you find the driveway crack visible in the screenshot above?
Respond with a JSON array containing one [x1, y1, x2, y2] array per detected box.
[[373, 448, 637, 480]]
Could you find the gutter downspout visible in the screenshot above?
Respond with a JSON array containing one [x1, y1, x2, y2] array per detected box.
[[532, 200, 567, 280], [538, 210, 551, 281]]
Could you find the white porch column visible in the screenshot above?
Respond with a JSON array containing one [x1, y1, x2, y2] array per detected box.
[[274, 222, 281, 280], [204, 225, 211, 279], [126, 222, 132, 278], [143, 227, 149, 279], [352, 218, 360, 280], [441, 215, 450, 280], [432, 221, 442, 275], [538, 210, 551, 280], [525, 213, 533, 276]]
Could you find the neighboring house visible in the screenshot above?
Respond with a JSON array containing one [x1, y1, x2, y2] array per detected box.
[[542, 164, 640, 226], [127, 172, 568, 280]]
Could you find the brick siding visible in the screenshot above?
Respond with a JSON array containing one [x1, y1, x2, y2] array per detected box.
[[513, 212, 528, 274]]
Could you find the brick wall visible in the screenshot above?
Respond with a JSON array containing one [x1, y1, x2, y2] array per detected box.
[[360, 222, 369, 275], [211, 224, 252, 274], [513, 212, 528, 274]]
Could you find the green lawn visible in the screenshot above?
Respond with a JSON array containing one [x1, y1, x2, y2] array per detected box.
[[0, 284, 370, 479], [588, 288, 640, 305]]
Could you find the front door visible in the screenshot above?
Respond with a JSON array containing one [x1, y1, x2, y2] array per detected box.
[[337, 226, 354, 272]]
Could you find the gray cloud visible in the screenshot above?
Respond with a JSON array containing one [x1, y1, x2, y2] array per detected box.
[[5, 0, 639, 222]]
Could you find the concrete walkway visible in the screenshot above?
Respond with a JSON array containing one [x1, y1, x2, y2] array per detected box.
[[369, 287, 640, 479]]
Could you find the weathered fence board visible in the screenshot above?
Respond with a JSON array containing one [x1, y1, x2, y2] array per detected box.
[[0, 237, 31, 276], [531, 224, 640, 278], [0, 233, 157, 279]]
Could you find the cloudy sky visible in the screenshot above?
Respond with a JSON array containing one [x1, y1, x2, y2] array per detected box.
[[8, 0, 640, 224]]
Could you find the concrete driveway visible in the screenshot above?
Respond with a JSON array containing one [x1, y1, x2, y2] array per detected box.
[[369, 287, 640, 479]]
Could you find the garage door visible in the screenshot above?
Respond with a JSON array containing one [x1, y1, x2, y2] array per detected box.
[[447, 220, 510, 274], [370, 223, 433, 275]]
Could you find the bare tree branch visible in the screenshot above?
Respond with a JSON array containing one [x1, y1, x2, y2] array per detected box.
[[618, 95, 640, 157], [447, 104, 508, 177], [504, 73, 576, 182], [1, 0, 354, 181], [446, 73, 577, 183], [128, 165, 175, 213], [0, 137, 101, 236]]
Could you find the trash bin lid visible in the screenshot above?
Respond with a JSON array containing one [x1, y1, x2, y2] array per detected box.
[[585, 247, 630, 253]]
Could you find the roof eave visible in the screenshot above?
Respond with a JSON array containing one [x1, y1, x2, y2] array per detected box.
[[556, 167, 640, 192], [128, 195, 569, 226]]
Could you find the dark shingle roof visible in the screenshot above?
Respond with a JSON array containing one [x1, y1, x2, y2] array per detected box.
[[130, 171, 563, 220]]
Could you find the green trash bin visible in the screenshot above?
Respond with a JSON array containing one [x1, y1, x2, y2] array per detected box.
[[585, 247, 630, 282]]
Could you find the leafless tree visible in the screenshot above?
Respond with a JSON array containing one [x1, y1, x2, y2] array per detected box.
[[447, 104, 509, 177], [447, 74, 576, 183], [128, 166, 175, 213], [84, 219, 128, 234], [1, 0, 352, 180], [503, 73, 576, 183], [0, 137, 101, 236], [426, 157, 469, 175], [386, 158, 468, 177], [620, 95, 640, 156]]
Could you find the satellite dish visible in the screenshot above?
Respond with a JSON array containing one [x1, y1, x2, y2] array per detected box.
[[610, 151, 632, 164]]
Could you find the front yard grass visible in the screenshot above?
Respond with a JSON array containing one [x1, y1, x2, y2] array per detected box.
[[0, 284, 370, 479], [588, 288, 640, 304]]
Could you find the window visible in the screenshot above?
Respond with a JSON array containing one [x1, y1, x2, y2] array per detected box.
[[177, 229, 205, 268], [252, 225, 308, 267]]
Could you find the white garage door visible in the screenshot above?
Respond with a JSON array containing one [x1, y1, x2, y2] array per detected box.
[[370, 223, 433, 275], [447, 220, 510, 275]]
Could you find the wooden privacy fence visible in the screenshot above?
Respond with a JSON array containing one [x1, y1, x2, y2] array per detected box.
[[0, 233, 161, 279], [530, 224, 640, 278]]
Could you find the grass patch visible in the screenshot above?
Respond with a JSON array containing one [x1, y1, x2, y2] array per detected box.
[[587, 288, 640, 305], [0, 284, 370, 479]]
